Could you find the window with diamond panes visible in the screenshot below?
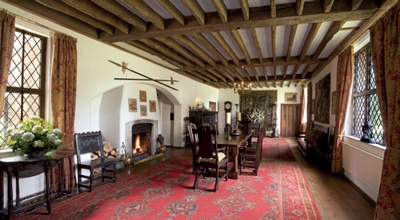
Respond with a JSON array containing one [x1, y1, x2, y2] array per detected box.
[[352, 44, 384, 144], [0, 29, 47, 148]]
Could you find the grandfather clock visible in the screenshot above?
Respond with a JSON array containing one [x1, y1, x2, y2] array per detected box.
[[224, 101, 232, 133]]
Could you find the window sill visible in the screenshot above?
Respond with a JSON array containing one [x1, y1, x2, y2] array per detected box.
[[343, 135, 385, 158]]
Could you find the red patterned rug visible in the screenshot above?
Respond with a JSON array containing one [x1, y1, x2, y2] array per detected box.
[[262, 138, 297, 162], [15, 156, 320, 220]]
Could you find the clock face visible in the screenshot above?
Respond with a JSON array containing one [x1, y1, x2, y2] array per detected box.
[[224, 101, 232, 112]]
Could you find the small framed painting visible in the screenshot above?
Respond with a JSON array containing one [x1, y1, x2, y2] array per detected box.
[[140, 105, 147, 116], [128, 98, 137, 112], [209, 101, 216, 111], [149, 100, 156, 112], [284, 92, 297, 102], [139, 90, 147, 102]]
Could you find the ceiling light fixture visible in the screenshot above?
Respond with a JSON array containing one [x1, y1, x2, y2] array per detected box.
[[233, 81, 252, 95]]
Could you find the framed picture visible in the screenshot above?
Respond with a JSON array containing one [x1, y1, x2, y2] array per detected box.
[[149, 100, 156, 112], [128, 98, 137, 112], [315, 74, 330, 123], [284, 92, 297, 102], [331, 91, 336, 115], [139, 90, 147, 102], [209, 101, 216, 111], [140, 105, 147, 116]]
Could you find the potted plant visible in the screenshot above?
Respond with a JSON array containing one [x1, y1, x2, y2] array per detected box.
[[5, 116, 64, 157]]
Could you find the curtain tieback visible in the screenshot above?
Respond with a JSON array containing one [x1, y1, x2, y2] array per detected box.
[[337, 135, 343, 139]]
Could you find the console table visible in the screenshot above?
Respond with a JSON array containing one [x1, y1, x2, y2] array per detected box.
[[0, 150, 74, 219]]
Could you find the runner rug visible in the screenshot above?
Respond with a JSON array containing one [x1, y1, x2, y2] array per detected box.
[[15, 156, 320, 220], [262, 138, 297, 162]]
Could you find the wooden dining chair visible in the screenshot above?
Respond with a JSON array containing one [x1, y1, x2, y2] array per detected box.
[[192, 125, 229, 192], [74, 131, 120, 192], [187, 123, 199, 173], [239, 125, 265, 176]]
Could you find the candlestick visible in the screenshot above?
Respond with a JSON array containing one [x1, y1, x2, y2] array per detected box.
[[225, 112, 231, 124]]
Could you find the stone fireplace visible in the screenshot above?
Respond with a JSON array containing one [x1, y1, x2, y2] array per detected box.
[[125, 119, 158, 162], [132, 123, 152, 161]]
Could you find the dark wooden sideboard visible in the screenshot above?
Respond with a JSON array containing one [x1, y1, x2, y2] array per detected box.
[[0, 150, 74, 219], [189, 111, 219, 134]]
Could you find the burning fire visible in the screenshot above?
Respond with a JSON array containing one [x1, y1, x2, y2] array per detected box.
[[134, 135, 143, 154]]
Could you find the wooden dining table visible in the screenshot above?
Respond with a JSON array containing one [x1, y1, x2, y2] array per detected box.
[[216, 132, 252, 179]]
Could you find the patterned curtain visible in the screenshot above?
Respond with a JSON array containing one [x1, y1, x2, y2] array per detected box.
[[371, 3, 400, 219], [51, 32, 77, 190], [331, 47, 354, 173], [0, 11, 15, 118]]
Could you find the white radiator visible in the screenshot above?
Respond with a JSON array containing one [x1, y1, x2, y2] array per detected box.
[[342, 139, 384, 202]]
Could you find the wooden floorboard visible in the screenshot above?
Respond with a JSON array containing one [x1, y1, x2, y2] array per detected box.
[[111, 138, 376, 219]]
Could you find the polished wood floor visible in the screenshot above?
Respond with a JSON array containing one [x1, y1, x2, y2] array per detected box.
[[117, 138, 375, 220]]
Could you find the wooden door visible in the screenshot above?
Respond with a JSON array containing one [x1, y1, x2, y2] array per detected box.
[[280, 104, 301, 137]]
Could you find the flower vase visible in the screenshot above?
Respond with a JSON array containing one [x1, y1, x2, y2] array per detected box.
[[25, 151, 48, 158]]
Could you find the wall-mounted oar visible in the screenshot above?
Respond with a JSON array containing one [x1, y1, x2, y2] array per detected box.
[[109, 60, 179, 91]]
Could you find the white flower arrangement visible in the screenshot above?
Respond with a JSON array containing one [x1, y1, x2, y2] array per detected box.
[[246, 108, 265, 122], [6, 116, 64, 155]]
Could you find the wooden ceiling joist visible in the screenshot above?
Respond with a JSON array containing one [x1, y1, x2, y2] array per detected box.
[[99, 2, 378, 42], [90, 0, 147, 32], [156, 0, 185, 26], [61, 0, 130, 34], [181, 0, 205, 26], [119, 0, 165, 30], [212, 0, 228, 23]]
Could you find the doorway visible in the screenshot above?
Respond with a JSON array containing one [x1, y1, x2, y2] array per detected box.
[[280, 104, 301, 137]]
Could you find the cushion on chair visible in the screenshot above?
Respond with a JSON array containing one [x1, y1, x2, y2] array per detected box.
[[198, 152, 226, 163]]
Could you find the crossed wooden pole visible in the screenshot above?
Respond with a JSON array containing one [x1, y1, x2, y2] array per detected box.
[[109, 60, 179, 91]]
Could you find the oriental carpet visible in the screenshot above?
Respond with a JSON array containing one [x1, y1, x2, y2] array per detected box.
[[15, 139, 319, 220], [262, 138, 297, 162]]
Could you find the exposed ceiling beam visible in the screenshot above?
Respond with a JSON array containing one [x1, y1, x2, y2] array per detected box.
[[36, 0, 114, 35], [156, 0, 185, 26], [182, 55, 325, 71], [61, 0, 130, 34], [312, 21, 345, 60], [119, 0, 165, 30], [155, 37, 206, 67], [90, 0, 147, 32], [173, 35, 216, 67], [312, 0, 399, 77], [212, 0, 228, 23], [271, 0, 277, 18], [230, 29, 251, 65], [191, 33, 228, 67], [250, 28, 263, 63], [238, 0, 250, 21], [99, 2, 378, 42], [297, 0, 305, 15], [209, 32, 240, 65], [181, 0, 205, 25]]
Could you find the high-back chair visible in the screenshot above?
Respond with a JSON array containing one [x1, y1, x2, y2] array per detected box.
[[239, 126, 265, 176], [74, 131, 120, 192], [192, 125, 229, 192], [187, 123, 199, 173]]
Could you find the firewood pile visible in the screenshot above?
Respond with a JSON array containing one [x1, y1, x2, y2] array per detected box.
[[91, 141, 120, 173], [91, 140, 120, 160]]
